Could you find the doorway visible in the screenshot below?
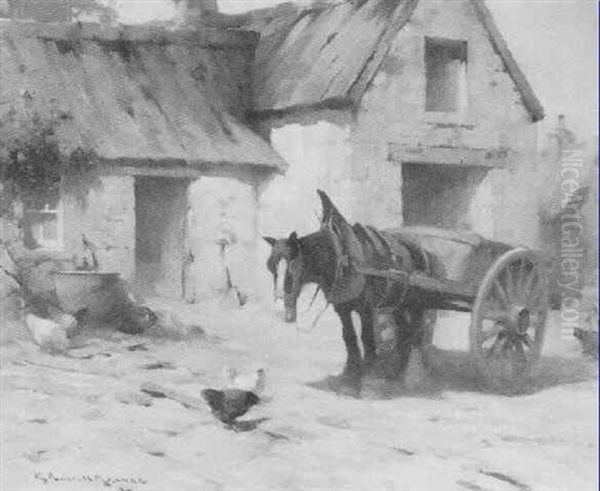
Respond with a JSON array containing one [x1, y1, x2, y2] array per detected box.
[[402, 163, 487, 229], [134, 177, 188, 298]]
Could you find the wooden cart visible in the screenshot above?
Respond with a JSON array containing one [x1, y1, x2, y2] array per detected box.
[[355, 226, 549, 391]]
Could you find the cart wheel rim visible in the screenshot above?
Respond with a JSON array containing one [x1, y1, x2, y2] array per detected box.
[[470, 248, 548, 391]]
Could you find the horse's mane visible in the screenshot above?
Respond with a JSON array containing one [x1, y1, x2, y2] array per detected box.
[[298, 230, 337, 289]]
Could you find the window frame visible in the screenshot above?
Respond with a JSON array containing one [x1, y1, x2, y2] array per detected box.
[[22, 195, 64, 251], [424, 36, 469, 119]]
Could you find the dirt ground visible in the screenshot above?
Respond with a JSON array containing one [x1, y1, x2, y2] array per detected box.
[[1, 295, 597, 491]]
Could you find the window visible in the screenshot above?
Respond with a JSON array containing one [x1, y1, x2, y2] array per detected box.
[[425, 37, 468, 113], [22, 193, 63, 250]]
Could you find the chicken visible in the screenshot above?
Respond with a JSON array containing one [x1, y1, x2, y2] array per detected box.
[[223, 367, 267, 396], [201, 388, 260, 426], [25, 312, 69, 354]]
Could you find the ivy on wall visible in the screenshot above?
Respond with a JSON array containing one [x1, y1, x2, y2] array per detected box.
[[0, 108, 100, 216]]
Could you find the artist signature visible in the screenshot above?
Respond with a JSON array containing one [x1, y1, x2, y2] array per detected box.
[[34, 471, 147, 490]]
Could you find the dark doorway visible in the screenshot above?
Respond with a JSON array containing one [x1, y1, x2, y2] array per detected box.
[[134, 177, 188, 298], [402, 163, 487, 229]]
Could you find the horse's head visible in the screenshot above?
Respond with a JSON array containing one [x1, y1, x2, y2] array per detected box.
[[264, 232, 306, 323]]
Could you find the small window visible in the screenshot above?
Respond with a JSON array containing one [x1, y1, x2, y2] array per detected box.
[[425, 37, 468, 113], [22, 193, 63, 250]]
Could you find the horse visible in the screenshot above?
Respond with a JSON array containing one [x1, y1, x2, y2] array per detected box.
[[263, 190, 433, 395]]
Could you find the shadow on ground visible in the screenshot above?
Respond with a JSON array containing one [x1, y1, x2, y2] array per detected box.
[[306, 348, 597, 400]]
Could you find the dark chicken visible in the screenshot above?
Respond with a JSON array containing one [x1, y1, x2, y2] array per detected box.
[[201, 388, 260, 425]]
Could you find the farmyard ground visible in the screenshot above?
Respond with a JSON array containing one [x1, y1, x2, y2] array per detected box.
[[1, 296, 597, 491]]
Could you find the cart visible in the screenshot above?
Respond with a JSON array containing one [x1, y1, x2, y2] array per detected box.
[[354, 226, 550, 391]]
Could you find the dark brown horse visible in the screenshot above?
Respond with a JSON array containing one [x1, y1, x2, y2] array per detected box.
[[264, 190, 433, 395]]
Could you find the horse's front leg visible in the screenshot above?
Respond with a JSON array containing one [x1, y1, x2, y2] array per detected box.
[[335, 305, 362, 394], [359, 305, 377, 370]]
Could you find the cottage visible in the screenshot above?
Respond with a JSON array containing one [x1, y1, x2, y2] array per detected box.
[[248, 0, 545, 293], [0, 12, 287, 303], [1, 0, 546, 305]]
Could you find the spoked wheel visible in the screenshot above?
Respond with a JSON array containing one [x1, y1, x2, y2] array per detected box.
[[470, 248, 549, 392]]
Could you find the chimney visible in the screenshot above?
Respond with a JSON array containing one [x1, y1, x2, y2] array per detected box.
[[174, 0, 219, 28], [186, 0, 218, 13], [9, 0, 72, 22]]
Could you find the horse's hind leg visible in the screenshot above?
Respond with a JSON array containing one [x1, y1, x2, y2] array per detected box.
[[391, 307, 418, 377], [335, 305, 362, 395]]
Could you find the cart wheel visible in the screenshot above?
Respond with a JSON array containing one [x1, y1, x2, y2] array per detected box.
[[470, 248, 548, 392], [420, 309, 438, 370]]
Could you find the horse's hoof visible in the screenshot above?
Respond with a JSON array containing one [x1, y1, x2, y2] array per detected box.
[[337, 382, 361, 398], [363, 358, 380, 378], [335, 371, 362, 398]]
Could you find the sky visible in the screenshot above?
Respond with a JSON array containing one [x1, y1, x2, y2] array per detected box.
[[109, 0, 598, 141]]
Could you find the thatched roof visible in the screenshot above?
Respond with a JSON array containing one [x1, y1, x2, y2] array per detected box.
[[250, 0, 544, 122], [252, 0, 419, 113], [0, 20, 287, 172]]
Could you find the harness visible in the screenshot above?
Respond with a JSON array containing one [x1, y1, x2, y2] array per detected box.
[[317, 190, 429, 308]]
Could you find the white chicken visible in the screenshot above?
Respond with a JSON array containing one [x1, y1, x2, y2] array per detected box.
[[25, 312, 69, 354], [222, 366, 267, 397]]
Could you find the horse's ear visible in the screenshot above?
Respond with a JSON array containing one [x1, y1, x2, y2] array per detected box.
[[263, 236, 277, 247], [317, 189, 334, 226]]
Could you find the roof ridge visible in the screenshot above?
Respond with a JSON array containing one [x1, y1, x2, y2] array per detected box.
[[0, 18, 257, 48], [469, 0, 544, 122]]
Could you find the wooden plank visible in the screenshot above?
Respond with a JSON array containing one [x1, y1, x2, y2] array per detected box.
[[355, 266, 408, 282], [387, 144, 508, 168], [355, 265, 477, 302], [409, 271, 476, 300]]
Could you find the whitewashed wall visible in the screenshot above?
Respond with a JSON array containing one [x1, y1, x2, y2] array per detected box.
[[63, 175, 136, 280], [186, 176, 258, 302]]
